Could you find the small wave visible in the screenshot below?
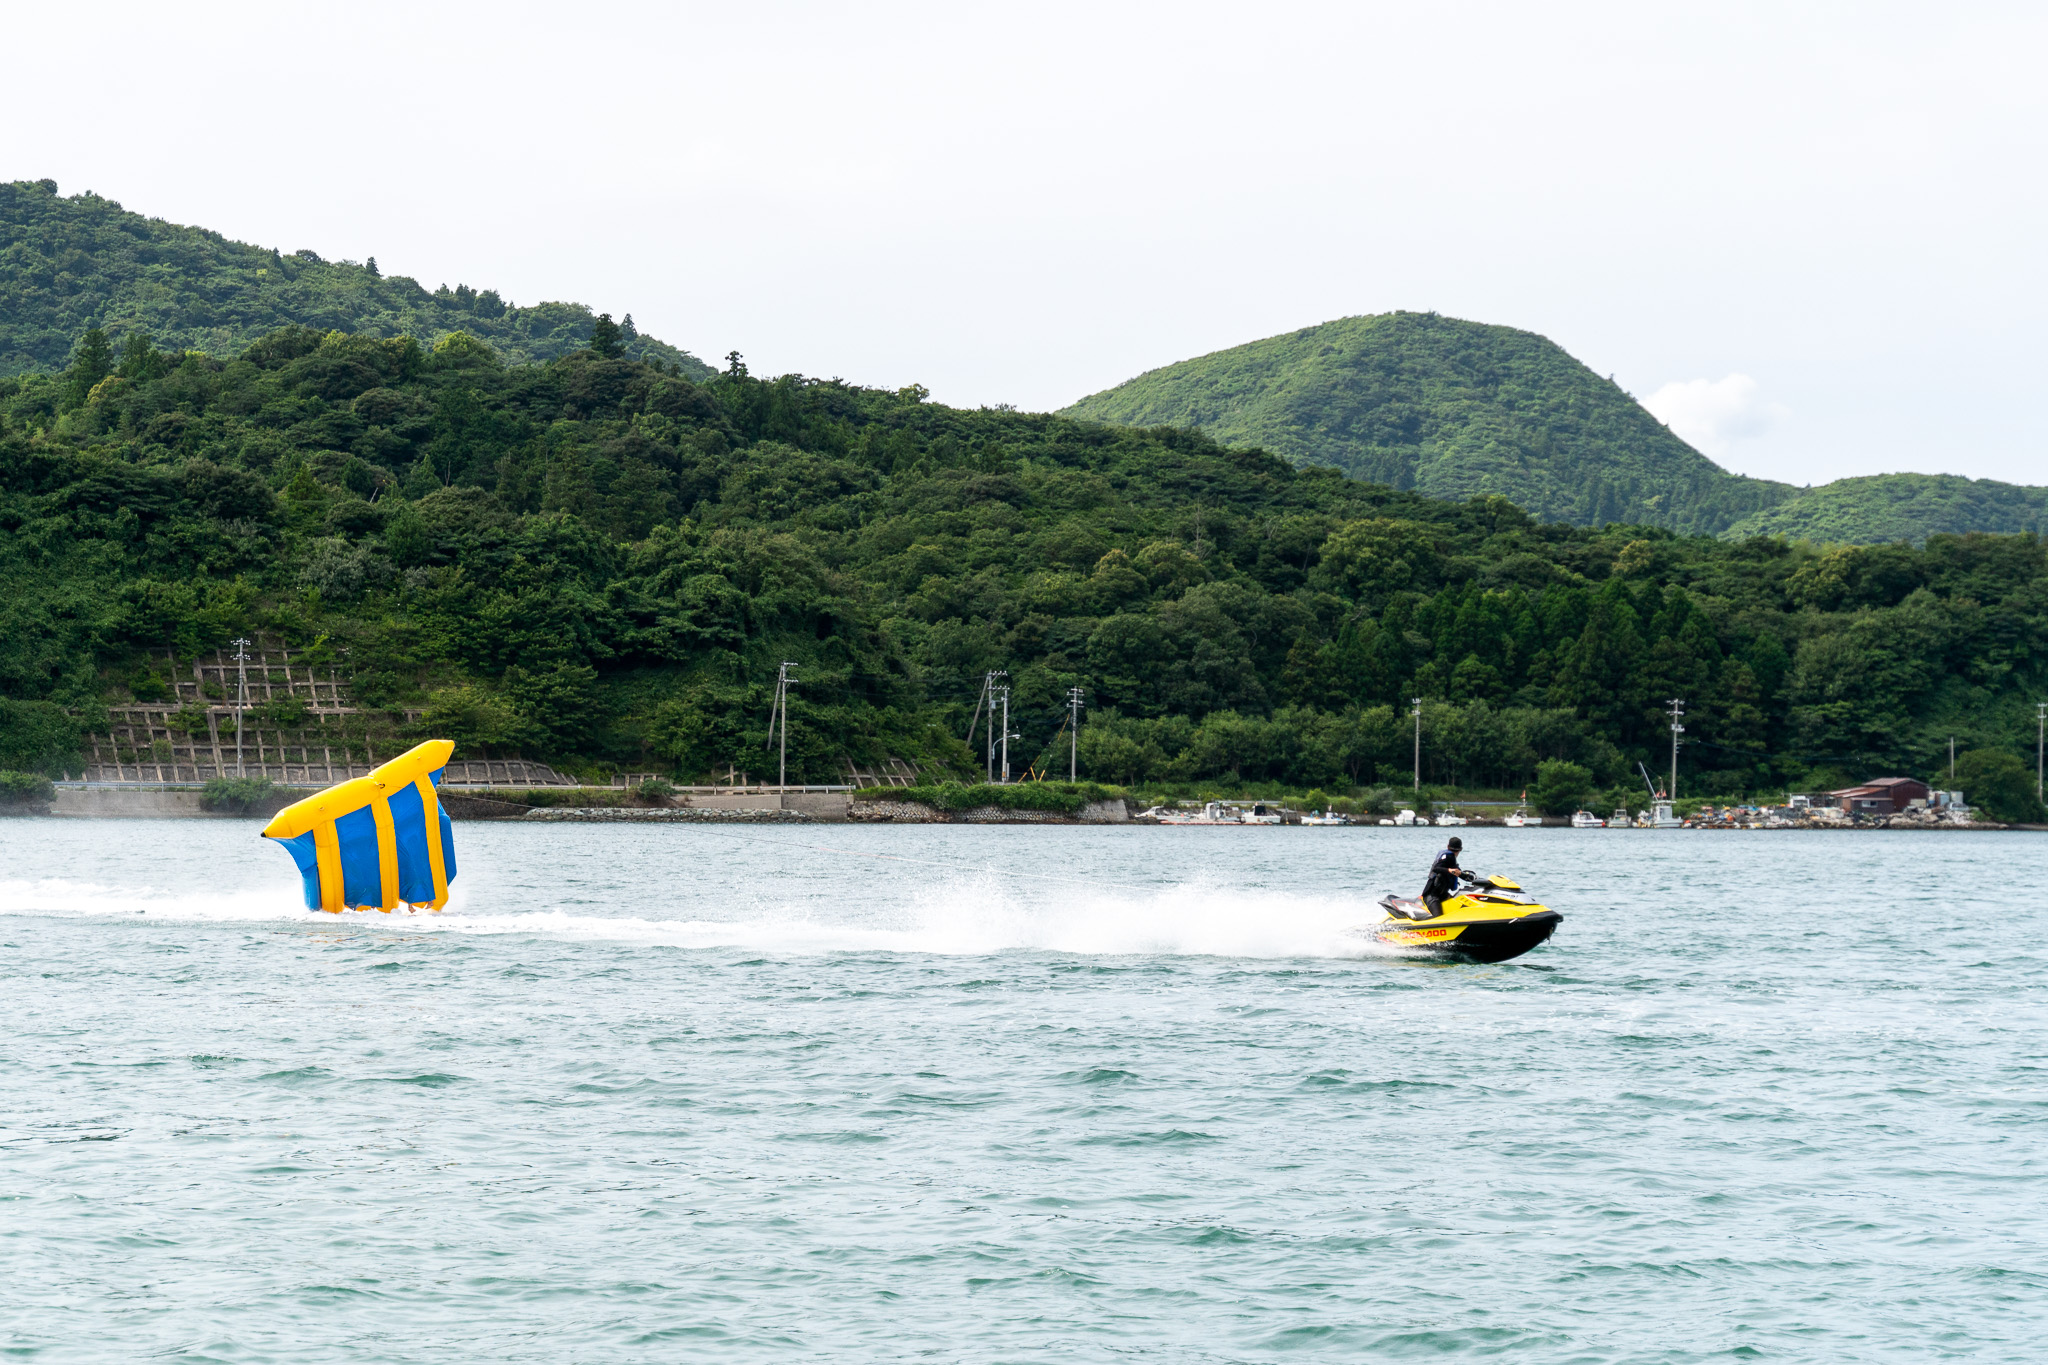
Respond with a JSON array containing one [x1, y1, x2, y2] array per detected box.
[[0, 876, 307, 924]]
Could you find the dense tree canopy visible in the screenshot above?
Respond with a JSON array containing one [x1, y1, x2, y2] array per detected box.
[[0, 180, 711, 377], [1061, 312, 1797, 534], [1722, 473, 2048, 545], [1062, 312, 2048, 547], [2, 325, 2044, 795]]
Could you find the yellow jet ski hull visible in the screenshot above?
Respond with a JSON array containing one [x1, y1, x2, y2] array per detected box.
[[1371, 878, 1561, 963]]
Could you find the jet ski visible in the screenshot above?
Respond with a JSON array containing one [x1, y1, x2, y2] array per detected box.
[[1368, 873, 1562, 963]]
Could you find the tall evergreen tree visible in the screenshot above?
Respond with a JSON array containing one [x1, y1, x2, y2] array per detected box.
[[116, 332, 159, 383], [61, 328, 113, 409], [589, 312, 624, 359]]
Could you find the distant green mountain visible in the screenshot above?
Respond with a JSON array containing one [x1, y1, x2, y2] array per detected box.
[[1062, 312, 1795, 535], [1722, 473, 2048, 544], [0, 179, 712, 379]]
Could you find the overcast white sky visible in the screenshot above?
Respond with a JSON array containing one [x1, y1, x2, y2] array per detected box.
[[7, 1, 2044, 485]]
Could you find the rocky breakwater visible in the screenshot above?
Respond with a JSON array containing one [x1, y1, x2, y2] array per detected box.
[[849, 798, 1130, 824], [521, 807, 816, 823]]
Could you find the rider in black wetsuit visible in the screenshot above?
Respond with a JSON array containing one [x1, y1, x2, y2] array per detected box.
[[1422, 836, 1466, 918]]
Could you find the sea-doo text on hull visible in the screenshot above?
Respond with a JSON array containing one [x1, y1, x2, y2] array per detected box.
[[1369, 874, 1562, 963]]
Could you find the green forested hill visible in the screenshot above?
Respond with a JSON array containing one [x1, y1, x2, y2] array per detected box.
[[1062, 313, 1795, 535], [2, 322, 2043, 812], [1722, 473, 2048, 545], [0, 180, 712, 378]]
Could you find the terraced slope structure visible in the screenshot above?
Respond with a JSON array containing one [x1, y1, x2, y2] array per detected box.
[[1722, 473, 2048, 545], [1063, 312, 1795, 535], [0, 179, 711, 378], [85, 637, 572, 788]]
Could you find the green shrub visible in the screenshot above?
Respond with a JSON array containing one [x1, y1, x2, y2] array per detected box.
[[1952, 749, 2047, 824], [0, 770, 56, 806], [635, 777, 677, 805], [1361, 785, 1403, 816], [256, 694, 310, 727], [1532, 760, 1593, 816], [0, 699, 83, 774], [167, 703, 212, 733], [201, 775, 277, 814]]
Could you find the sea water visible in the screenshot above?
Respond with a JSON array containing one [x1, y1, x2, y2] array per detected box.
[[1, 820, 2043, 1362]]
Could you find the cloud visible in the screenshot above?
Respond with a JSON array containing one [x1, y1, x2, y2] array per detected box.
[[1643, 374, 1787, 458]]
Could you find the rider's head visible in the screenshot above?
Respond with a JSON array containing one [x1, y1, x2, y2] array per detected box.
[[1447, 836, 1462, 851]]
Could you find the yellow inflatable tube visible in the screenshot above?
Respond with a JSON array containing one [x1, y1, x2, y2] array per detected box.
[[261, 739, 458, 913]]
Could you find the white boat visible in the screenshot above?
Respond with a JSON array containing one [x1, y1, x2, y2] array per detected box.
[[1377, 817, 1396, 826], [1571, 809, 1605, 828], [1156, 802, 1236, 825], [1239, 803, 1284, 825], [1434, 807, 1468, 826], [1610, 806, 1631, 827], [1392, 809, 1419, 826], [1300, 810, 1349, 826], [1503, 808, 1531, 827]]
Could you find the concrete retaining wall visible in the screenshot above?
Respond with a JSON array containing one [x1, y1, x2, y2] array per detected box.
[[54, 789, 223, 818], [679, 792, 848, 820]]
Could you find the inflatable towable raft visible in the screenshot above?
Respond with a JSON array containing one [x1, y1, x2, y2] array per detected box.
[[261, 740, 457, 913]]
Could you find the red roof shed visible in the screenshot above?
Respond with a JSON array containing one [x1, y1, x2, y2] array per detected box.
[[1828, 777, 1931, 814]]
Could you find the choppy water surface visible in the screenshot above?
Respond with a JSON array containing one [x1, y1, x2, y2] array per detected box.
[[2, 820, 2043, 1361]]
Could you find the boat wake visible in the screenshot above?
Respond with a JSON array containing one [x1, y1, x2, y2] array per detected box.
[[0, 872, 1399, 961]]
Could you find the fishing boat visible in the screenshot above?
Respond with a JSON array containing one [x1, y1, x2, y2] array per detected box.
[[1570, 809, 1605, 828], [1300, 810, 1349, 825], [1610, 806, 1632, 827], [1503, 807, 1532, 827], [1634, 763, 1684, 828], [1434, 807, 1468, 826]]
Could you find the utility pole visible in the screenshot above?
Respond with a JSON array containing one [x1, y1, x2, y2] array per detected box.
[[974, 670, 1006, 782], [998, 681, 1012, 784], [1411, 697, 1422, 791], [2037, 702, 2045, 804], [1948, 735, 1956, 787], [231, 637, 252, 778], [1667, 698, 1685, 801], [766, 662, 798, 793], [1067, 687, 1084, 781]]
